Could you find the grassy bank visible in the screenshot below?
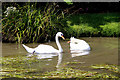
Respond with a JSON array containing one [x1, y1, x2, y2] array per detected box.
[[2, 3, 120, 43], [65, 13, 120, 37]]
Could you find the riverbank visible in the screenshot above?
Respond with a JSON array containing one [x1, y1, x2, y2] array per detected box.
[[2, 12, 119, 43]]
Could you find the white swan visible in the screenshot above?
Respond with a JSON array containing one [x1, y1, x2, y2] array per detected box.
[[22, 32, 65, 54], [68, 37, 90, 51]]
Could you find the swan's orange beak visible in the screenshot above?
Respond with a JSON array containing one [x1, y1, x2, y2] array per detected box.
[[61, 36, 65, 40], [67, 41, 70, 43]]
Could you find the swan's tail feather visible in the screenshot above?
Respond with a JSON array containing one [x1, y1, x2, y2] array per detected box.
[[22, 44, 34, 53]]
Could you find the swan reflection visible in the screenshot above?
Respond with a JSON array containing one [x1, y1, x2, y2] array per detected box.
[[56, 53, 63, 68], [70, 50, 90, 57], [27, 53, 63, 68], [27, 53, 58, 59]]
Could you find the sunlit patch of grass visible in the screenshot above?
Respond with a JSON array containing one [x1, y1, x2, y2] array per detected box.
[[66, 13, 120, 37], [100, 22, 119, 37]]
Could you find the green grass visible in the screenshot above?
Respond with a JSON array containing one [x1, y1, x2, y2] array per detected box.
[[65, 13, 120, 37]]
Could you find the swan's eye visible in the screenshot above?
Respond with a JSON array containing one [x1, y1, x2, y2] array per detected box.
[[61, 34, 63, 36]]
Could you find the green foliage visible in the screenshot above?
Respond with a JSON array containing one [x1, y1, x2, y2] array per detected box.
[[66, 22, 98, 37], [66, 13, 120, 37], [2, 2, 120, 43], [64, 0, 73, 5], [2, 3, 65, 43], [100, 22, 119, 37]]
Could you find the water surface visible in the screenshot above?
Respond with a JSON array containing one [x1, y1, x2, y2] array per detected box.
[[2, 37, 118, 73]]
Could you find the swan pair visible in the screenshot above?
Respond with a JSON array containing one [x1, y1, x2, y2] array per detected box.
[[22, 32, 90, 54]]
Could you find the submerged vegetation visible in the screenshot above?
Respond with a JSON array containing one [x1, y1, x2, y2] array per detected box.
[[2, 2, 120, 43], [0, 56, 119, 79]]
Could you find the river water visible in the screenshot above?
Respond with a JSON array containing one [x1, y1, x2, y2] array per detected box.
[[2, 37, 118, 73]]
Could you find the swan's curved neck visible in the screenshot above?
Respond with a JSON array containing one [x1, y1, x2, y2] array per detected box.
[[55, 35, 63, 53]]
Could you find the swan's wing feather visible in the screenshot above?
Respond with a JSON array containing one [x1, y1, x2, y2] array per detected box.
[[35, 44, 58, 53], [22, 44, 35, 53], [70, 40, 91, 51]]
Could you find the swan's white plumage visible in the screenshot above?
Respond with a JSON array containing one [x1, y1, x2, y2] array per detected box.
[[22, 32, 64, 54], [70, 37, 90, 51], [22, 44, 34, 53], [34, 44, 59, 54]]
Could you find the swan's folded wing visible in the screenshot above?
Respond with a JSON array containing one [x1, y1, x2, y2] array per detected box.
[[35, 45, 59, 54], [70, 43, 90, 51]]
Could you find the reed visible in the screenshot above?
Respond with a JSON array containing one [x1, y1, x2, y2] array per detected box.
[[2, 3, 65, 43]]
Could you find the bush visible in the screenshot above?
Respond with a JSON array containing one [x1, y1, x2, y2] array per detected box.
[[65, 13, 119, 37], [100, 22, 119, 37], [66, 22, 98, 37]]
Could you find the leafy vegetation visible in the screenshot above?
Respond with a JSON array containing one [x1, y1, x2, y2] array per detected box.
[[65, 13, 120, 37], [63, 0, 73, 5], [100, 22, 119, 37], [2, 2, 120, 43], [2, 3, 65, 43]]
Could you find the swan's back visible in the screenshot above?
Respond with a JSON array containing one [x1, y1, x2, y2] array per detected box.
[[35, 44, 59, 54], [70, 37, 91, 51]]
